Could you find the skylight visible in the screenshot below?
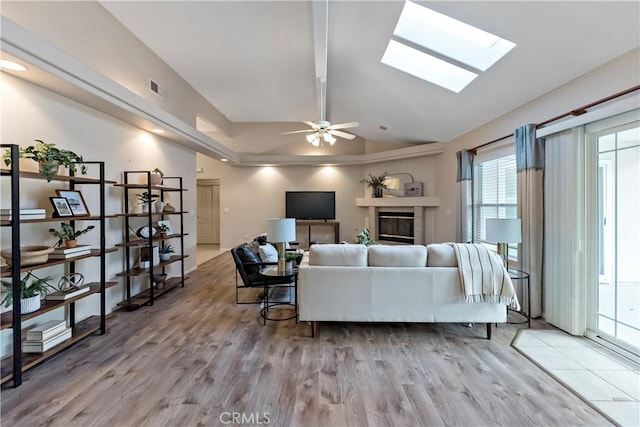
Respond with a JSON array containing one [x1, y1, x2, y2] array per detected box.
[[381, 40, 477, 94], [382, 1, 516, 92]]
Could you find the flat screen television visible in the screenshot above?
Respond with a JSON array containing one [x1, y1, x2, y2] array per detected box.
[[285, 191, 335, 220]]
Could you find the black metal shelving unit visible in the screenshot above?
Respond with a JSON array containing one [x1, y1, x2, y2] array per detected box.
[[114, 171, 188, 309], [0, 144, 115, 387]]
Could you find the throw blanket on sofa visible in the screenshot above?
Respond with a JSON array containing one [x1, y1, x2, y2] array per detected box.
[[453, 243, 520, 310]]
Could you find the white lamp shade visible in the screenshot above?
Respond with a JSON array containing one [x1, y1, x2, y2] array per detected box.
[[266, 218, 296, 242], [486, 218, 521, 243]]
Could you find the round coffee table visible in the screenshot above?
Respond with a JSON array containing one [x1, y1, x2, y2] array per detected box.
[[258, 266, 298, 324]]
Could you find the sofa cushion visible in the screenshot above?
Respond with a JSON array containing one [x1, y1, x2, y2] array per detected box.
[[309, 244, 368, 266], [368, 245, 427, 267], [258, 244, 278, 262], [426, 243, 457, 267]]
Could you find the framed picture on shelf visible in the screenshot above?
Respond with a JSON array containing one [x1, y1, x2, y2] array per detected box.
[[56, 190, 90, 216], [49, 197, 74, 217], [157, 220, 174, 235]]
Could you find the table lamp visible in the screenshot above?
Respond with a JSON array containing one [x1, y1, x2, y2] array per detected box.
[[266, 218, 296, 272], [486, 218, 522, 268]]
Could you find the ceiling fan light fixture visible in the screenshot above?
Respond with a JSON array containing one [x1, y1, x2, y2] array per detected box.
[[323, 133, 336, 144]]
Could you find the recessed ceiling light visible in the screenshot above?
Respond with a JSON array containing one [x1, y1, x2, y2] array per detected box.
[[151, 128, 165, 134], [220, 158, 228, 162], [0, 60, 27, 71]]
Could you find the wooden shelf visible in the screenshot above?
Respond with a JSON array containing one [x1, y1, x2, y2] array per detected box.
[[0, 316, 101, 385], [115, 211, 188, 218], [115, 233, 189, 247], [115, 255, 188, 277], [0, 248, 118, 277], [113, 183, 187, 192], [0, 282, 118, 330], [0, 169, 116, 184], [0, 214, 118, 226], [117, 276, 187, 310]]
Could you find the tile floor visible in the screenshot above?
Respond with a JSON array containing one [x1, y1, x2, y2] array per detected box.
[[513, 329, 640, 426]]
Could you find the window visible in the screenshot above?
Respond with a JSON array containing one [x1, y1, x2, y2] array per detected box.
[[473, 150, 518, 258]]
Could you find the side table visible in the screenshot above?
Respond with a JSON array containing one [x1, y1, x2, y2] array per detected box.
[[507, 268, 530, 328], [258, 266, 298, 324]]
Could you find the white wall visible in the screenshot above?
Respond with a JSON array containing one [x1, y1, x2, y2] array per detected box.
[[0, 73, 197, 356], [433, 48, 640, 243]]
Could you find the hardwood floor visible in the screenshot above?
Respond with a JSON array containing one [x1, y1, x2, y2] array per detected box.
[[1, 253, 611, 426]]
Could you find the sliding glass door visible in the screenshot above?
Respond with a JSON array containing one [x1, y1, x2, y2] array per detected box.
[[592, 119, 640, 353]]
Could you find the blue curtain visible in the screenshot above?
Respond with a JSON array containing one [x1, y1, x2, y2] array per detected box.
[[515, 124, 545, 171]]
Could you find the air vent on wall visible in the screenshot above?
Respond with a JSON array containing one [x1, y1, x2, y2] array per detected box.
[[149, 79, 166, 99]]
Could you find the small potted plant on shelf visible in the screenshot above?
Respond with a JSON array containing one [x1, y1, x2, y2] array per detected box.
[[2, 140, 87, 182], [1, 272, 53, 314], [361, 172, 388, 198], [150, 168, 164, 185], [48, 222, 95, 248], [356, 227, 375, 246], [156, 223, 170, 238], [136, 191, 159, 213], [159, 243, 174, 262]]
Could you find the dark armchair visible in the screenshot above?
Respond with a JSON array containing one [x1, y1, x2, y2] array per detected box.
[[231, 243, 293, 304]]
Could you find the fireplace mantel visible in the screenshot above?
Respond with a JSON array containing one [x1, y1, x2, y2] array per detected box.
[[357, 197, 440, 245], [355, 196, 440, 208]]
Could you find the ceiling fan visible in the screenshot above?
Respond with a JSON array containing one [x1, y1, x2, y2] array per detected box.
[[282, 1, 359, 147]]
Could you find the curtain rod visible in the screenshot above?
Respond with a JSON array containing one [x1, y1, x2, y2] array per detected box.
[[470, 84, 640, 153]]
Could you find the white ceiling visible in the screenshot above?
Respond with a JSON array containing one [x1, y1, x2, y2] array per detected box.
[[100, 1, 639, 147]]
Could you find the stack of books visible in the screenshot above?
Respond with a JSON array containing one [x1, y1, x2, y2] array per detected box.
[[45, 285, 91, 301], [0, 208, 46, 220], [23, 320, 72, 353], [49, 245, 92, 259]]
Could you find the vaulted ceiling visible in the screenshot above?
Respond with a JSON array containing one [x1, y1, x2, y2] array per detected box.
[[98, 1, 639, 152]]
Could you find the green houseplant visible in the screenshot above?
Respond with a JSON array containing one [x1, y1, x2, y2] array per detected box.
[[2, 140, 87, 182], [356, 227, 375, 246], [49, 223, 95, 248], [1, 272, 53, 313], [156, 223, 170, 238], [361, 172, 388, 198], [159, 243, 174, 261]]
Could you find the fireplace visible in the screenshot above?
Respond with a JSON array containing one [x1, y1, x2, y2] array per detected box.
[[378, 212, 415, 244]]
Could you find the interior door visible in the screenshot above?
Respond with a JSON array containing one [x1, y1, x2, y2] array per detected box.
[[197, 180, 220, 244]]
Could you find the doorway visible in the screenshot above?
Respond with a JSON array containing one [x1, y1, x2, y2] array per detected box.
[[591, 119, 639, 354], [197, 179, 221, 264]]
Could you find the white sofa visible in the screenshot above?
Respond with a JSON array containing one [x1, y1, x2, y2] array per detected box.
[[298, 243, 507, 339]]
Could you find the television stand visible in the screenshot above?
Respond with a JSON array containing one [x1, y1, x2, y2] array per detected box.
[[296, 220, 340, 250]]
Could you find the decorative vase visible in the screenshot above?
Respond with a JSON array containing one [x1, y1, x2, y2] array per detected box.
[[21, 295, 41, 314], [163, 203, 176, 213], [372, 187, 383, 198], [154, 200, 165, 213], [141, 204, 149, 214], [65, 240, 78, 249], [160, 253, 171, 262], [149, 173, 163, 186]]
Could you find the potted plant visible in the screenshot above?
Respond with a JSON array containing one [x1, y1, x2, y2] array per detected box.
[[2, 140, 87, 182], [150, 168, 164, 185], [49, 223, 95, 248], [284, 251, 303, 269], [156, 223, 170, 238], [137, 191, 159, 213], [356, 227, 375, 246], [159, 243, 174, 262], [1, 272, 53, 314], [361, 172, 388, 198]]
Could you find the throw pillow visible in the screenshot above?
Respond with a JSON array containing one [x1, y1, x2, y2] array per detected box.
[[426, 243, 458, 267], [258, 244, 278, 263], [238, 245, 262, 273]]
